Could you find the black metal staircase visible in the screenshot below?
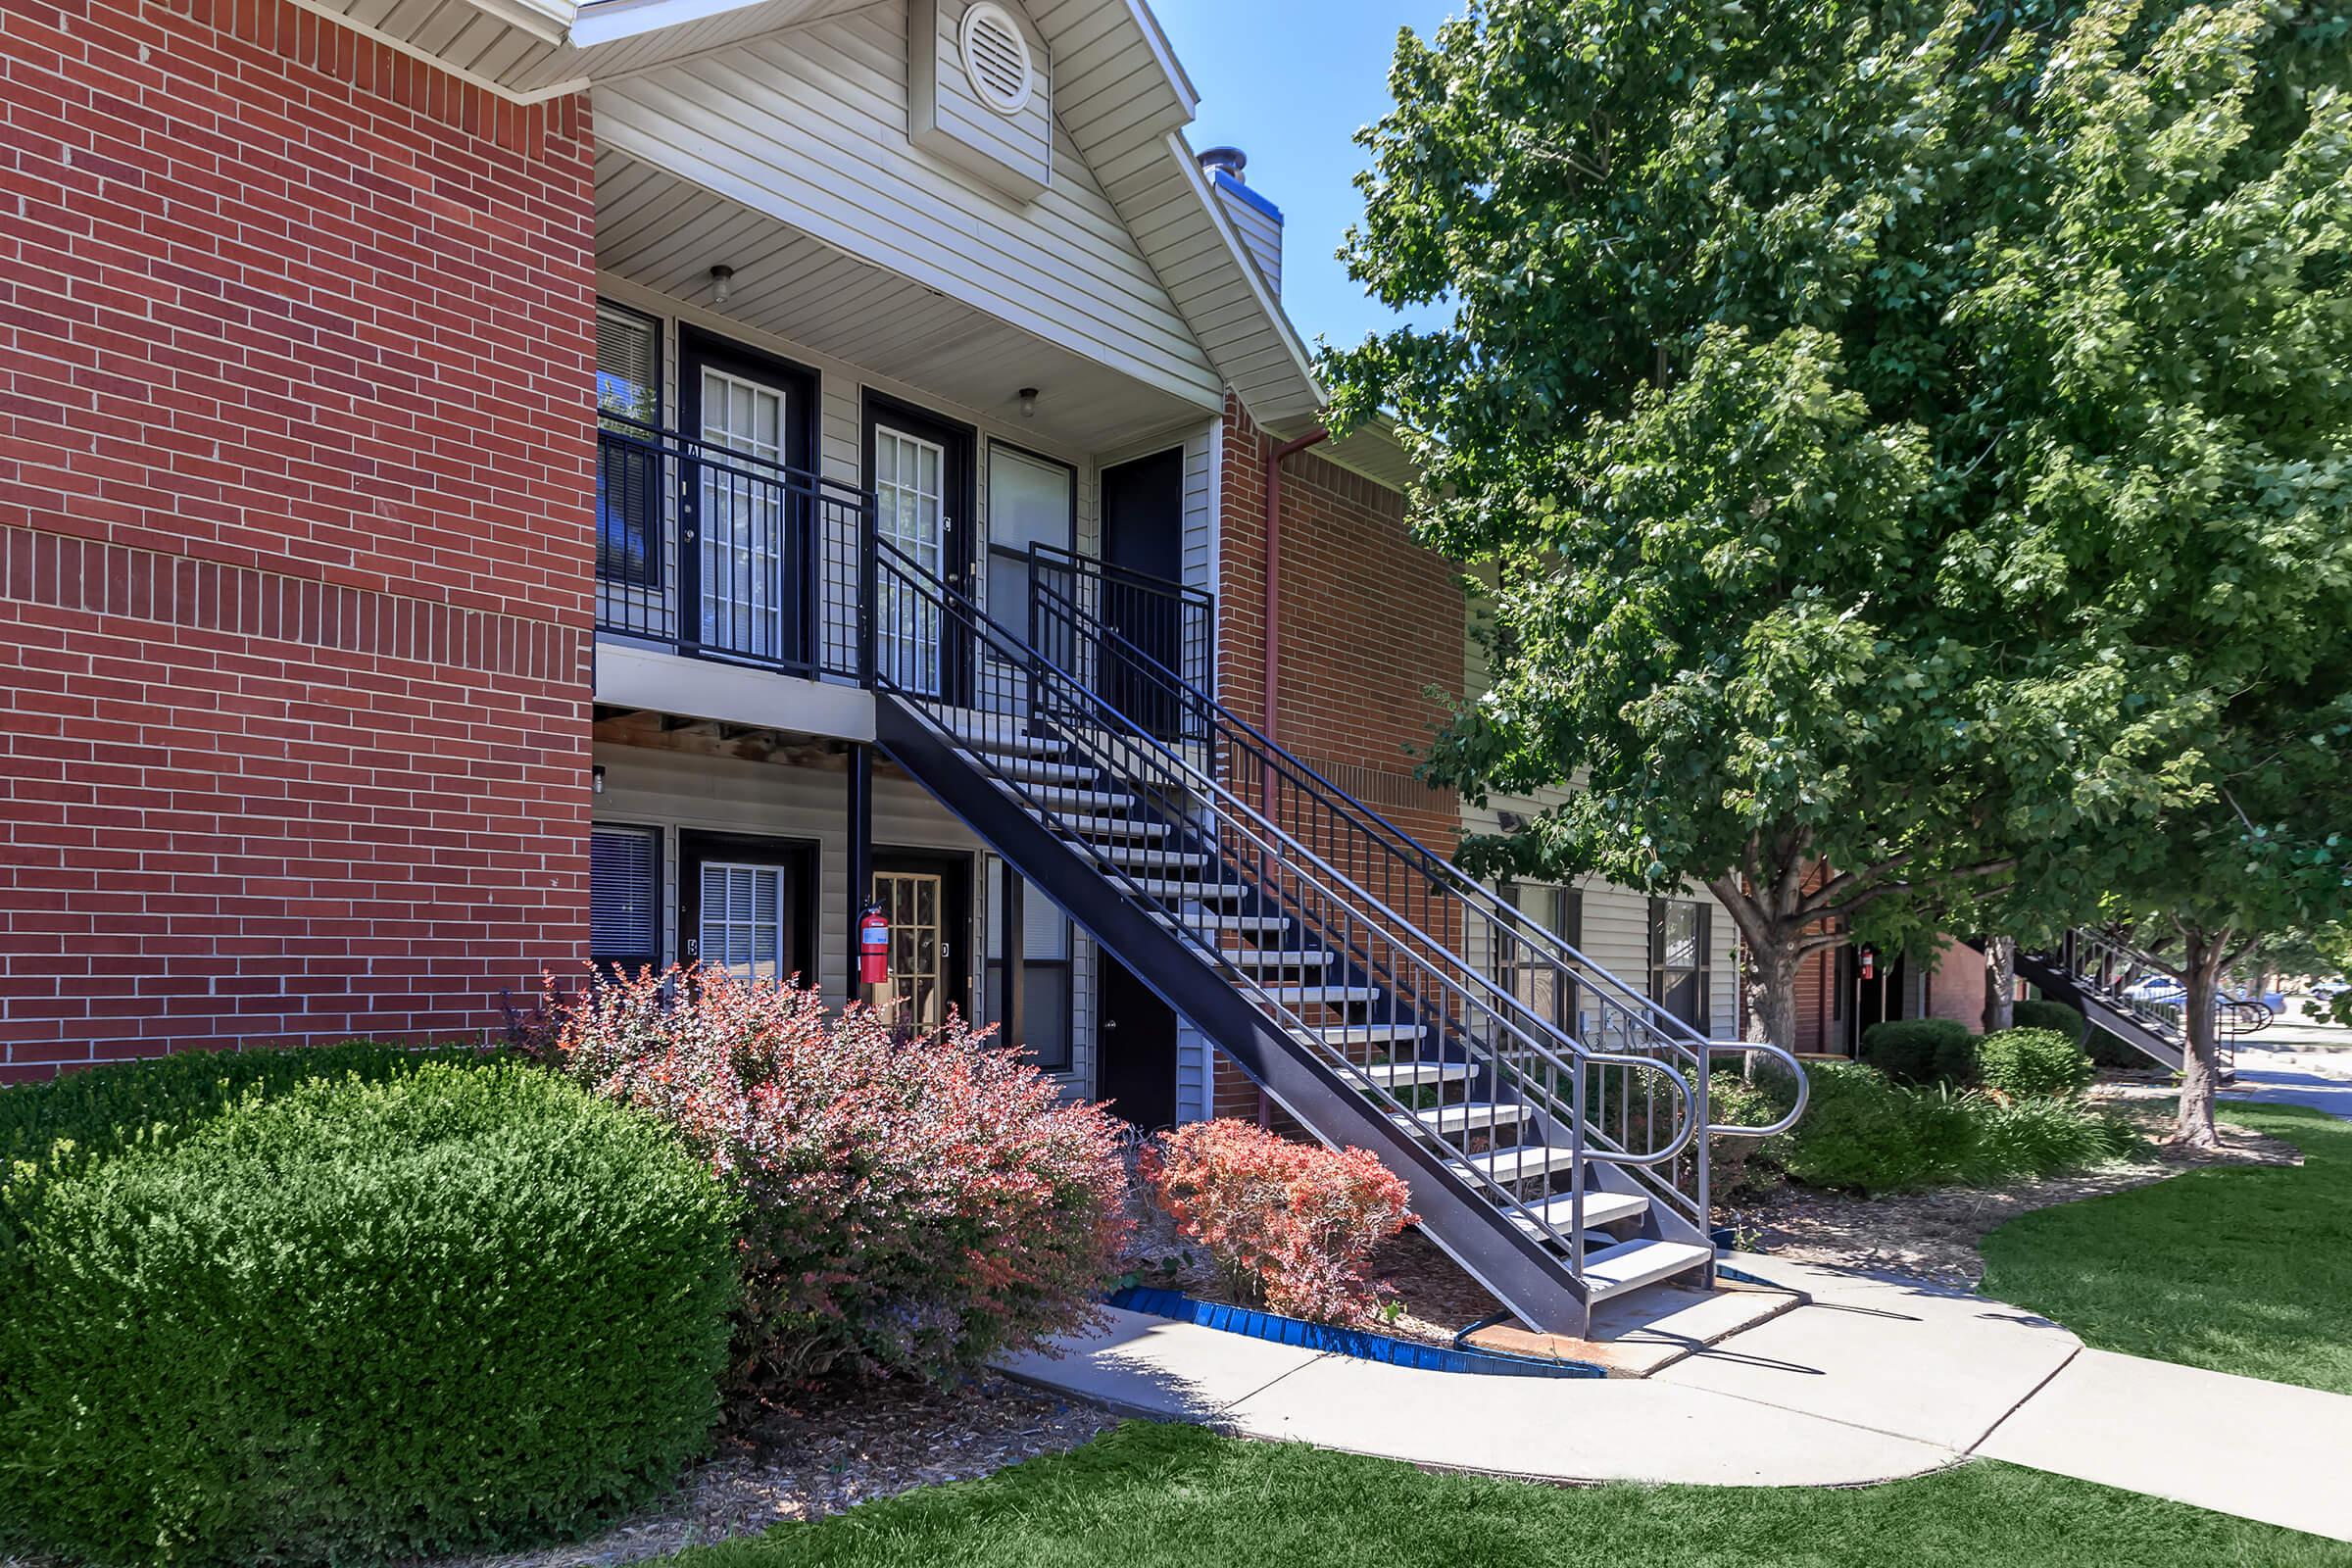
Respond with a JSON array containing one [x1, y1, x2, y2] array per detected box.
[[2012, 928, 2270, 1076], [863, 537, 1808, 1337]]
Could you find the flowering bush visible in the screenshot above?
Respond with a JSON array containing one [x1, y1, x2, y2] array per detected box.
[[554, 965, 1131, 1392], [1140, 1118, 1414, 1324]]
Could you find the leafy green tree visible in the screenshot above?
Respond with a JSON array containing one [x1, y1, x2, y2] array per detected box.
[[1938, 3, 2352, 1143], [1324, 0, 2352, 1138]]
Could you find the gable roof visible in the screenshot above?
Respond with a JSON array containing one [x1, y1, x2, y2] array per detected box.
[[324, 0, 1393, 475]]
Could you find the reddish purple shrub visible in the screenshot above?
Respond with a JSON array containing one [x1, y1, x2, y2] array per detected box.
[[555, 966, 1131, 1390], [1140, 1118, 1415, 1324]]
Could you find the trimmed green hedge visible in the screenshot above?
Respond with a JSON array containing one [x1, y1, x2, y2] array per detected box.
[[0, 1062, 741, 1567], [1978, 1027, 2097, 1100], [2011, 998, 2086, 1040], [0, 1040, 493, 1252], [1858, 1016, 1976, 1086]]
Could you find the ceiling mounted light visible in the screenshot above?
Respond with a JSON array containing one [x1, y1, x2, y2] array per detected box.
[[709, 264, 736, 307], [1017, 387, 1039, 418]]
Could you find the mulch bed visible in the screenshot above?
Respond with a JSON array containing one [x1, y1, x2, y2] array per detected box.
[[434, 1378, 1119, 1568], [1720, 1083, 2303, 1290]]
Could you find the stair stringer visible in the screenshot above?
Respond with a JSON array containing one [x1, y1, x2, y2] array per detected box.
[[875, 695, 1597, 1336], [1999, 946, 2187, 1073]]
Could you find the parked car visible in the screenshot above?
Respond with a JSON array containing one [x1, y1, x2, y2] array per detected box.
[[2310, 976, 2350, 1004], [2123, 975, 2185, 1005]]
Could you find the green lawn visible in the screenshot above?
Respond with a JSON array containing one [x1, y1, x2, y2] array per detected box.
[[663, 1421, 2347, 1567], [1980, 1102, 2352, 1395]]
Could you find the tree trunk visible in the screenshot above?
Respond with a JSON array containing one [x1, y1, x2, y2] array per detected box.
[[1982, 936, 2016, 1033], [1742, 939, 1800, 1054], [2175, 931, 2227, 1150]]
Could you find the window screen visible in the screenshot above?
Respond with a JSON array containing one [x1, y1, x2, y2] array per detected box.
[[597, 305, 661, 425], [597, 304, 662, 589], [1499, 883, 1586, 1038], [1648, 898, 1712, 1032], [986, 859, 1074, 1072], [986, 446, 1073, 626], [590, 826, 661, 974]]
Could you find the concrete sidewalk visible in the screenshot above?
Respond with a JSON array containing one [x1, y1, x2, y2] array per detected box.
[[2226, 1058, 2352, 1120], [1000, 1251, 2352, 1544]]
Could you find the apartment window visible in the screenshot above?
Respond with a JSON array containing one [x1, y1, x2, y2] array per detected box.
[[1499, 883, 1585, 1038], [589, 825, 662, 975], [596, 301, 663, 588], [986, 443, 1075, 631], [1649, 898, 1712, 1032], [986, 861, 1073, 1072]]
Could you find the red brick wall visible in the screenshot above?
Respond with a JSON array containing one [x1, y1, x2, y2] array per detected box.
[[1212, 396, 1465, 1119], [1922, 939, 1984, 1033], [0, 0, 599, 1078], [1791, 947, 1832, 1054]]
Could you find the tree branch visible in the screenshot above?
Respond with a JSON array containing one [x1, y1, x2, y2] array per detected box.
[[1794, 852, 1917, 921]]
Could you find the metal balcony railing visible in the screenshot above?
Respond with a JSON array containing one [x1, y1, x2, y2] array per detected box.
[[593, 416, 870, 681]]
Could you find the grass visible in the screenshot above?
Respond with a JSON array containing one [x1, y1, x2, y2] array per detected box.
[[662, 1421, 2345, 1566], [1981, 1102, 2352, 1395]]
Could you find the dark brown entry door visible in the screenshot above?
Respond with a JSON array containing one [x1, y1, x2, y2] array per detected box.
[[1097, 952, 1178, 1129], [1843, 948, 1905, 1054], [1099, 447, 1187, 736], [680, 831, 815, 987]]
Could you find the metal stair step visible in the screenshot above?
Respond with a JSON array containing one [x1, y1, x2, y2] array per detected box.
[[1580, 1238, 1715, 1301], [1360, 1058, 1474, 1089], [1056, 815, 1171, 841], [1082, 844, 1215, 871], [1001, 780, 1138, 813], [1256, 984, 1383, 1006], [1303, 1022, 1426, 1048], [943, 722, 1069, 759], [1500, 1187, 1651, 1239], [1393, 1099, 1529, 1136], [1128, 877, 1250, 903], [1447, 1143, 1582, 1186], [1156, 909, 1294, 935], [1226, 946, 1334, 971], [969, 752, 1100, 785]]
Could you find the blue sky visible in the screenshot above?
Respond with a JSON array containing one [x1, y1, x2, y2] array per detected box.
[[1152, 0, 1460, 354]]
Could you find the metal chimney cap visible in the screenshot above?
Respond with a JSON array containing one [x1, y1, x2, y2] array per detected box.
[[1197, 145, 1248, 182]]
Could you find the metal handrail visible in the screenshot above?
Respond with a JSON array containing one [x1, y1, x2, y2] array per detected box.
[[1028, 569, 1811, 1218], [2051, 927, 2244, 1069], [867, 539, 1701, 1262], [1028, 540, 1211, 610], [597, 413, 869, 503]]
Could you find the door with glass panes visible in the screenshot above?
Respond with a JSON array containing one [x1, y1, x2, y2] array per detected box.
[[682, 331, 814, 669], [865, 397, 971, 699], [866, 852, 970, 1031]]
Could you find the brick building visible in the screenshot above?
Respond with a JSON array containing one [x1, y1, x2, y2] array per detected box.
[[0, 0, 597, 1072], [0, 0, 1777, 1330]]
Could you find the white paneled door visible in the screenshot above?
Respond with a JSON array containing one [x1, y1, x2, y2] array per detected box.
[[874, 422, 947, 693], [697, 366, 789, 661]]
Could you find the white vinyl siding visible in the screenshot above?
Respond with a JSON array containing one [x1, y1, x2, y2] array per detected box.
[[1460, 793, 1740, 1043], [595, 742, 1099, 1093], [591, 4, 1219, 408]]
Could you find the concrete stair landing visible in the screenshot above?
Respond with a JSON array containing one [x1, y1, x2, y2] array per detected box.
[[1463, 1272, 1806, 1378]]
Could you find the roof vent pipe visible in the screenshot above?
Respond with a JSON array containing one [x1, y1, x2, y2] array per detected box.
[[1196, 145, 1248, 181]]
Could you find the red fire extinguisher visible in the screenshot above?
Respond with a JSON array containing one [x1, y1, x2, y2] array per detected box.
[[1859, 946, 1878, 982], [858, 903, 891, 987]]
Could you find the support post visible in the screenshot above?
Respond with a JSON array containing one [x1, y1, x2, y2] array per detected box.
[[846, 740, 873, 1004]]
